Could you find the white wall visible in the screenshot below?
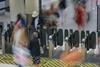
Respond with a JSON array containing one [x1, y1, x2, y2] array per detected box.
[[9, 0, 25, 22], [9, 0, 39, 21], [25, 0, 39, 14]]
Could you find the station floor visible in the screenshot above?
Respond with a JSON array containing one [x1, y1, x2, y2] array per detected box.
[[0, 54, 100, 67]]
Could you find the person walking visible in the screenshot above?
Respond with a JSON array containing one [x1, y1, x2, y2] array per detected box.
[[12, 28, 32, 67], [28, 31, 40, 67]]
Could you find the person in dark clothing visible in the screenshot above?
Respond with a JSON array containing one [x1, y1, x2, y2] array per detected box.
[[0, 24, 3, 34], [4, 24, 11, 42], [10, 21, 14, 42], [4, 31, 8, 42], [29, 17, 38, 39], [59, 0, 66, 10], [28, 31, 40, 67], [8, 24, 11, 42], [31, 17, 36, 29], [68, 29, 74, 48]]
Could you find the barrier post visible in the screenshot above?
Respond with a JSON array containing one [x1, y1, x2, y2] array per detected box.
[[2, 34, 5, 54], [48, 35, 54, 58], [65, 37, 70, 53], [81, 38, 87, 62]]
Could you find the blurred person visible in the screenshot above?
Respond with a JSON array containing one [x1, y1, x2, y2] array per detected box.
[[48, 15, 58, 27], [7, 24, 12, 42], [10, 21, 14, 31], [15, 14, 26, 28], [32, 11, 39, 29], [12, 28, 32, 67], [4, 30, 8, 42], [75, 2, 87, 29], [4, 24, 11, 42], [94, 36, 100, 56], [10, 21, 14, 42], [59, 0, 66, 10], [12, 23, 21, 43], [46, 2, 59, 17], [43, 2, 59, 28], [7, 24, 11, 42], [12, 15, 26, 40], [43, 13, 58, 48], [28, 12, 39, 40], [0, 24, 3, 34], [41, 1, 59, 27], [28, 31, 40, 67], [60, 43, 86, 66]]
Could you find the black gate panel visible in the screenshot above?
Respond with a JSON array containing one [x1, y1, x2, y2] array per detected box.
[[85, 31, 90, 50], [64, 29, 68, 38], [90, 32, 96, 49], [73, 30, 79, 47], [81, 30, 85, 42], [98, 31, 100, 37], [57, 29, 63, 46], [68, 29, 74, 48], [52, 28, 57, 47]]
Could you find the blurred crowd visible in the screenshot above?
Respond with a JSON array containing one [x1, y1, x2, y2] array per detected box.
[[4, 1, 61, 67], [1, 0, 99, 67]]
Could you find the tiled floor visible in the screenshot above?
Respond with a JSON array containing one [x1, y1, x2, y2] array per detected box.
[[0, 64, 17, 67], [0, 54, 99, 67]]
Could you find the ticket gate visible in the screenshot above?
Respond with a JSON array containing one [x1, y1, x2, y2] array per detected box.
[[57, 29, 63, 46], [73, 30, 79, 47], [85, 31, 96, 50], [81, 30, 85, 43], [85, 31, 90, 50], [0, 26, 97, 58], [90, 32, 96, 49], [64, 29, 68, 38], [0, 22, 3, 49], [68, 29, 74, 48]]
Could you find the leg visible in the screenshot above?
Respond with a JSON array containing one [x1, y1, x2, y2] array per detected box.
[[33, 57, 40, 67]]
